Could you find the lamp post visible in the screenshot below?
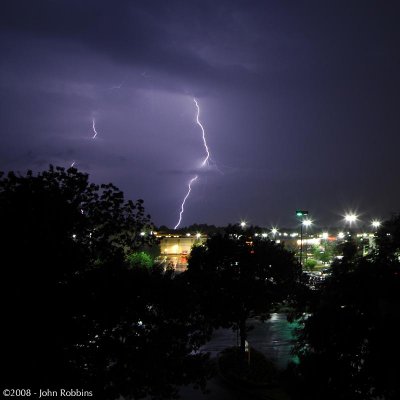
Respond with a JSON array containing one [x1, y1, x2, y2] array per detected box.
[[296, 210, 309, 266], [344, 212, 358, 240], [344, 213, 358, 225], [302, 218, 312, 264]]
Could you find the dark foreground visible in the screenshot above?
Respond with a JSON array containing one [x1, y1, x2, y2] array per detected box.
[[179, 313, 297, 400]]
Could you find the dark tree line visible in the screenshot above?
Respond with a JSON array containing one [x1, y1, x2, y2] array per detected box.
[[290, 214, 400, 400], [186, 225, 301, 355], [0, 166, 210, 399], [9, 166, 399, 399]]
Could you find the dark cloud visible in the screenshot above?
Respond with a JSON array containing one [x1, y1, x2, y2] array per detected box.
[[1, 0, 400, 227]]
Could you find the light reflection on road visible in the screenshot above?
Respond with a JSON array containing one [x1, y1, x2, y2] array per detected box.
[[179, 313, 298, 399], [200, 313, 299, 370]]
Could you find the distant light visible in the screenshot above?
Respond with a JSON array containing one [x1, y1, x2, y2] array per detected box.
[[196, 233, 201, 239], [296, 210, 309, 217], [338, 232, 345, 239], [322, 232, 329, 239], [371, 220, 381, 229], [72, 234, 77, 239], [240, 221, 247, 228], [271, 227, 278, 236], [140, 232, 146, 236], [302, 219, 312, 227], [261, 233, 268, 238], [344, 213, 358, 223], [186, 233, 191, 237]]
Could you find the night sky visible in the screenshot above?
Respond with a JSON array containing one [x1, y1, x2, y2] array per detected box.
[[1, 1, 400, 229]]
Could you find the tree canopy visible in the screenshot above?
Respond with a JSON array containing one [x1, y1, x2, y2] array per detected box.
[[291, 214, 400, 400], [1, 166, 210, 399], [185, 225, 300, 353]]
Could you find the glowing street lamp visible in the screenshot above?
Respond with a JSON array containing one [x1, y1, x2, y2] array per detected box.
[[240, 221, 247, 228], [301, 219, 312, 263], [296, 210, 309, 267], [302, 219, 313, 228], [344, 213, 358, 224], [371, 220, 381, 230], [271, 227, 278, 236], [321, 232, 329, 240]]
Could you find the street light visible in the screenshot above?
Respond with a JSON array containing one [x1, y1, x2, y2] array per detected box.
[[344, 213, 358, 224], [371, 220, 381, 230], [240, 221, 247, 228], [302, 218, 312, 228], [302, 219, 313, 263], [271, 227, 278, 236], [296, 210, 309, 267]]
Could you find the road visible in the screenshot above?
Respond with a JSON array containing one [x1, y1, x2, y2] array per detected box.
[[179, 313, 298, 399]]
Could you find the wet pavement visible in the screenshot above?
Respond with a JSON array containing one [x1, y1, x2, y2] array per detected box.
[[179, 313, 298, 399]]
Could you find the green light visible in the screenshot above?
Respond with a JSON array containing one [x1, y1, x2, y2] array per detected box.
[[296, 210, 309, 217]]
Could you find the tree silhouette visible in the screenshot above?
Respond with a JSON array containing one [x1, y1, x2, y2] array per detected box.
[[291, 214, 400, 400], [186, 225, 300, 355], [1, 166, 210, 399]]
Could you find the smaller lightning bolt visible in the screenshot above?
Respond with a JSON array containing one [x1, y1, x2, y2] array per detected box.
[[92, 118, 98, 139], [194, 98, 210, 167], [70, 161, 76, 167], [174, 175, 198, 229]]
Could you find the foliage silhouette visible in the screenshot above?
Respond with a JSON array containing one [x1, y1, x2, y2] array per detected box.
[[185, 224, 300, 354], [1, 166, 210, 399], [291, 214, 400, 400]]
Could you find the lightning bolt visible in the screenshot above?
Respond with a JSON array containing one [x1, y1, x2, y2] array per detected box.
[[194, 98, 210, 166], [174, 98, 217, 229], [68, 116, 99, 167], [174, 176, 198, 229], [92, 118, 98, 139]]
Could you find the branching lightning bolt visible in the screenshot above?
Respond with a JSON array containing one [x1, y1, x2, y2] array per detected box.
[[174, 176, 198, 230], [174, 98, 215, 229], [92, 118, 98, 139], [194, 98, 210, 166]]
